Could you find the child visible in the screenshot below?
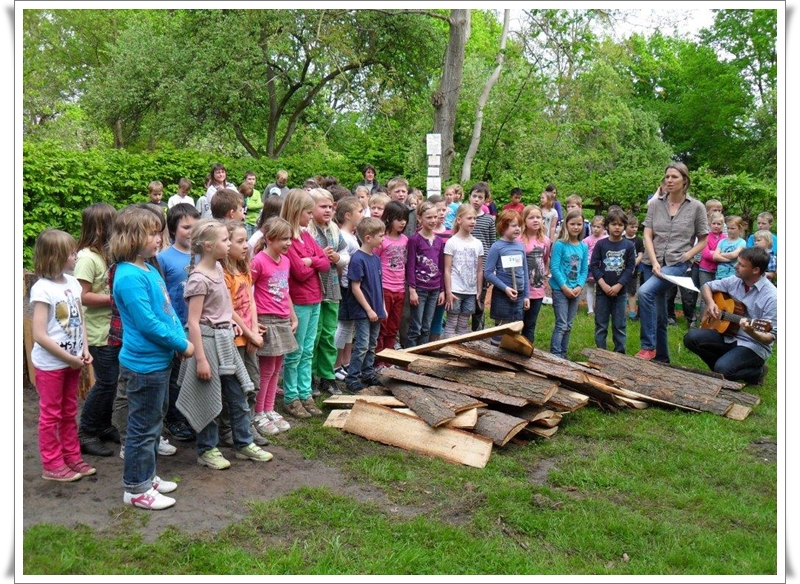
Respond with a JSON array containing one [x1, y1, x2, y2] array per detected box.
[[697, 211, 725, 315], [280, 189, 329, 419], [443, 183, 465, 230], [110, 207, 194, 509], [519, 205, 551, 344], [333, 197, 365, 382], [564, 194, 591, 239], [406, 200, 446, 347], [179, 218, 273, 470], [540, 190, 559, 242], [369, 192, 390, 221], [484, 210, 529, 345], [307, 188, 350, 395], [221, 219, 271, 447], [155, 203, 201, 442], [344, 217, 387, 393], [713, 215, 746, 279], [590, 209, 636, 353], [469, 182, 496, 331], [753, 230, 777, 282], [249, 194, 285, 252], [211, 188, 246, 222], [240, 181, 263, 240], [74, 203, 119, 458], [353, 185, 372, 218], [168, 178, 194, 209], [582, 215, 607, 316], [443, 204, 484, 338], [549, 209, 589, 359], [746, 211, 777, 253], [387, 176, 415, 237], [502, 188, 525, 215], [375, 200, 409, 357], [407, 188, 421, 211], [250, 217, 299, 435], [148, 180, 167, 214], [426, 195, 451, 342], [30, 228, 95, 482], [624, 215, 644, 321]]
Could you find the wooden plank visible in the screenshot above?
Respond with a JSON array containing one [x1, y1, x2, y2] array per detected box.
[[374, 348, 420, 367], [389, 382, 486, 414], [523, 425, 559, 439], [499, 333, 534, 357], [473, 410, 529, 446], [545, 387, 590, 412], [322, 395, 406, 407], [436, 344, 519, 371], [387, 384, 456, 427], [724, 403, 752, 421], [22, 315, 37, 388], [381, 366, 529, 407], [403, 321, 524, 355], [508, 405, 558, 422], [342, 401, 493, 468], [530, 412, 563, 428], [324, 408, 477, 429]]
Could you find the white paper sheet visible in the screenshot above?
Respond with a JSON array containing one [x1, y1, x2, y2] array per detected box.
[[661, 274, 700, 293]]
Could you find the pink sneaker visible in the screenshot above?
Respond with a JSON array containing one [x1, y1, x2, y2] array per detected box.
[[635, 349, 656, 361], [42, 465, 82, 482], [66, 460, 96, 476]]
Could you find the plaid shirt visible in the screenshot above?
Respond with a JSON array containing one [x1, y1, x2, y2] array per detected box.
[[107, 263, 123, 347]]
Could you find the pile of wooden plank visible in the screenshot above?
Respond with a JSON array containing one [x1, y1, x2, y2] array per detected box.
[[322, 321, 762, 468]]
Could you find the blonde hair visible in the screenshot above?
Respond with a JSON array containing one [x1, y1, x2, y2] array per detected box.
[[417, 199, 436, 219], [357, 217, 385, 241], [725, 215, 745, 232], [591, 215, 605, 227], [188, 218, 225, 272], [558, 209, 584, 243], [452, 203, 477, 236], [369, 192, 390, 208], [307, 188, 342, 246], [109, 206, 162, 263], [708, 211, 724, 224], [148, 180, 163, 194], [280, 188, 315, 239], [446, 183, 464, 200], [754, 229, 773, 248], [521, 205, 546, 243], [34, 228, 76, 280], [386, 176, 409, 193], [222, 219, 250, 276]]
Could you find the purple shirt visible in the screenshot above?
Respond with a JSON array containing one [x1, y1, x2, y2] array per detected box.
[[406, 232, 445, 292]]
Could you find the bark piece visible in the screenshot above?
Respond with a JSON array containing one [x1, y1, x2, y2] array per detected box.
[[325, 408, 478, 429], [473, 409, 529, 446], [545, 388, 590, 412], [342, 401, 493, 468], [530, 412, 563, 428], [437, 344, 519, 371], [718, 388, 761, 407], [523, 425, 559, 439], [499, 332, 534, 357], [322, 395, 406, 407], [389, 383, 486, 414]]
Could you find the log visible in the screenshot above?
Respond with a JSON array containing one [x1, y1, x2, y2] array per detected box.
[[403, 321, 524, 354], [649, 360, 746, 390], [458, 341, 592, 385], [380, 367, 529, 407], [583, 374, 694, 411], [322, 395, 406, 407], [545, 387, 590, 412], [718, 388, 761, 407], [408, 359, 558, 406], [387, 384, 456, 427], [388, 383, 486, 413], [342, 401, 493, 468], [436, 344, 519, 371], [325, 408, 478, 429], [532, 348, 620, 385], [499, 333, 533, 357], [473, 409, 529, 446]]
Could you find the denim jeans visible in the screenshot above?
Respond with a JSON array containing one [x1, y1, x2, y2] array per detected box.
[[79, 344, 120, 438], [594, 291, 628, 353], [638, 262, 689, 362], [406, 288, 440, 347], [521, 298, 544, 344], [197, 374, 253, 455], [550, 288, 580, 358], [120, 364, 170, 494], [346, 318, 380, 387], [283, 302, 320, 403], [683, 329, 765, 384]]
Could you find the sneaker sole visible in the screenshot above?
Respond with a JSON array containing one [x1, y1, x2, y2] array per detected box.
[[235, 451, 274, 462], [197, 458, 231, 470], [42, 472, 82, 482]]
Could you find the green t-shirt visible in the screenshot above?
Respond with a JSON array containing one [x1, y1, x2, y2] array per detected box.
[[246, 190, 263, 226], [73, 248, 111, 346]]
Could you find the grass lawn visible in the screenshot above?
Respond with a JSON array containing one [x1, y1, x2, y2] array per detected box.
[[22, 307, 779, 576]]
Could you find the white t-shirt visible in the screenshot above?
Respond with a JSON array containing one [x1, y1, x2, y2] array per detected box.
[[168, 193, 195, 208], [444, 234, 484, 295], [30, 275, 85, 371]]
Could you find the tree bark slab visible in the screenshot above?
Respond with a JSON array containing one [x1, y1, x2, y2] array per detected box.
[[325, 407, 477, 429], [403, 321, 524, 355], [473, 409, 529, 446]]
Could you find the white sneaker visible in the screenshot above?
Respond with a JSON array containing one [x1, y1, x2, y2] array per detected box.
[[542, 297, 553, 305], [119, 445, 125, 459], [152, 475, 178, 494], [254, 412, 280, 436], [265, 410, 291, 432], [334, 366, 348, 381], [123, 487, 175, 510], [158, 436, 177, 456]]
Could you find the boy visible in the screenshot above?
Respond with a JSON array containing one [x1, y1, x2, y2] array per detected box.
[[369, 192, 390, 221], [469, 182, 496, 331], [148, 180, 167, 213], [502, 188, 525, 215], [168, 178, 194, 209], [387, 176, 416, 237], [565, 194, 591, 239], [157, 203, 201, 441], [589, 208, 636, 353], [210, 188, 246, 221], [264, 169, 289, 202], [344, 217, 387, 394], [753, 230, 777, 282], [624, 215, 644, 320], [746, 211, 778, 254]]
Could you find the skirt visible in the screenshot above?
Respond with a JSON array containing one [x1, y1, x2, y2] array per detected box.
[[489, 288, 525, 322], [256, 314, 299, 357]]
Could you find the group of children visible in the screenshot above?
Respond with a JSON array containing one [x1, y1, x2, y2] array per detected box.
[[29, 167, 778, 511]]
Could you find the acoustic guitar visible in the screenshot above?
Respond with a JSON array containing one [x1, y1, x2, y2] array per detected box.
[[701, 291, 772, 336]]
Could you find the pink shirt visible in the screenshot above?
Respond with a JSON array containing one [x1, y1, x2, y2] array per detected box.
[[376, 233, 408, 293], [582, 234, 607, 283], [285, 231, 329, 305], [250, 250, 291, 318], [699, 231, 725, 272]]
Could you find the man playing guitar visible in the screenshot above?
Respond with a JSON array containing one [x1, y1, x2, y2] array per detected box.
[[683, 247, 777, 385]]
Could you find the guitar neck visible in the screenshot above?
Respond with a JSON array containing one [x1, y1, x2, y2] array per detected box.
[[719, 311, 743, 325]]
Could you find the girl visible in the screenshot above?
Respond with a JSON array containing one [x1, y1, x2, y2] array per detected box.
[[484, 210, 529, 345], [179, 218, 273, 470], [443, 183, 464, 230], [582, 215, 607, 316], [74, 202, 119, 458], [110, 207, 193, 509], [443, 204, 484, 338], [428, 194, 451, 341], [221, 219, 270, 447], [249, 194, 285, 253], [549, 209, 589, 359], [375, 201, 409, 356], [204, 162, 237, 212], [713, 216, 746, 280], [251, 217, 299, 435], [307, 188, 350, 395], [519, 205, 551, 344], [333, 196, 364, 382], [354, 185, 372, 218], [540, 190, 559, 243], [280, 189, 329, 419], [406, 200, 445, 347], [698, 211, 725, 314], [31, 228, 94, 482]]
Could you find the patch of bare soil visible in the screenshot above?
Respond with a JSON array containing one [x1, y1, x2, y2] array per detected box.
[[20, 382, 405, 540], [748, 436, 777, 464]]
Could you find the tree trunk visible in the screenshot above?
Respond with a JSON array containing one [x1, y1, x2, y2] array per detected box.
[[113, 119, 124, 148], [432, 9, 470, 183], [460, 9, 510, 184]]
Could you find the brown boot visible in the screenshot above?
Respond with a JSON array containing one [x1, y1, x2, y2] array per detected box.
[[301, 397, 323, 417], [285, 399, 311, 419]]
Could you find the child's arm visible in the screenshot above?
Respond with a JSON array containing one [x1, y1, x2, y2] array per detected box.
[[482, 243, 504, 291], [32, 302, 85, 369], [713, 241, 744, 262], [350, 280, 378, 322], [288, 297, 299, 334], [186, 294, 211, 380], [246, 286, 261, 352], [476, 255, 485, 309], [406, 237, 419, 307], [77, 279, 111, 308], [443, 253, 455, 310]]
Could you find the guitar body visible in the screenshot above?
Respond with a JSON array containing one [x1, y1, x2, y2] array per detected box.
[[701, 291, 772, 336]]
